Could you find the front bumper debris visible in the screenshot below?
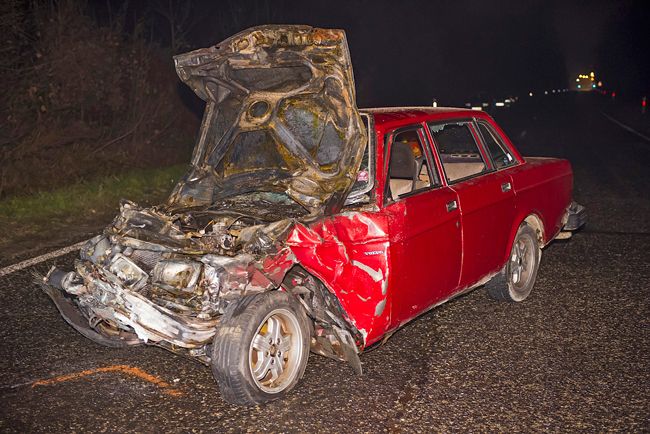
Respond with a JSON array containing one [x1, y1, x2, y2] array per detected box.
[[43, 260, 221, 350], [40, 273, 141, 348]]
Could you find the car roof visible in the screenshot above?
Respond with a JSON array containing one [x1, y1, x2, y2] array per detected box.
[[360, 106, 489, 130]]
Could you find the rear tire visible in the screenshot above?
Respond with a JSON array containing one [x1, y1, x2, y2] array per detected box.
[[211, 291, 310, 405], [486, 224, 541, 302]]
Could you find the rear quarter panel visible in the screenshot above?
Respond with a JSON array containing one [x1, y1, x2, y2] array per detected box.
[[509, 157, 573, 244]]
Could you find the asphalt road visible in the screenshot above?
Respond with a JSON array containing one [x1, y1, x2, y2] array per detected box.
[[1, 93, 648, 433]]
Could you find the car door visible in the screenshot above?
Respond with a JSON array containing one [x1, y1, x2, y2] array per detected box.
[[427, 120, 517, 289], [382, 125, 462, 326]]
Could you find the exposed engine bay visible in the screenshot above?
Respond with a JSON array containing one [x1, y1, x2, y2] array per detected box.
[[42, 24, 370, 374], [45, 197, 364, 370]]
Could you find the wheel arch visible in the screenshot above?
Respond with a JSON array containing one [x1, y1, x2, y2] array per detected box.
[[280, 264, 365, 373], [504, 211, 546, 266], [281, 264, 361, 341], [522, 213, 545, 245]]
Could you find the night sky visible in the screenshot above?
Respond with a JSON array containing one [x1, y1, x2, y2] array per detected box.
[[109, 0, 650, 107]]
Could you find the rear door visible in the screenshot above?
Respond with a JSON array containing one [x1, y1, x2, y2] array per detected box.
[[382, 125, 462, 325], [426, 120, 517, 289]]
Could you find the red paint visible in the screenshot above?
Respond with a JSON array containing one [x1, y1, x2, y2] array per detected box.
[[286, 213, 391, 343], [263, 108, 574, 348]]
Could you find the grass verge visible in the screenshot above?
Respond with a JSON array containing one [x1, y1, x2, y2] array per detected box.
[[0, 165, 186, 224]]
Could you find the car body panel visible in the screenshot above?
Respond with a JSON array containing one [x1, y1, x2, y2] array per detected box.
[[508, 157, 573, 244], [286, 212, 391, 344], [383, 186, 462, 328], [451, 170, 517, 288]]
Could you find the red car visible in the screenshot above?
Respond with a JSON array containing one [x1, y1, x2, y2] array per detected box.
[[43, 25, 585, 406]]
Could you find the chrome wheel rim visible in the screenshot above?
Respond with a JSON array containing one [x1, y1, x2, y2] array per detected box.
[[249, 308, 303, 394], [509, 235, 535, 294]]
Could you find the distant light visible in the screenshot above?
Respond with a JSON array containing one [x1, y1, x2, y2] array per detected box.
[[432, 100, 438, 107], [576, 78, 580, 82], [529, 92, 533, 96], [598, 81, 603, 87], [495, 102, 505, 107], [590, 71, 595, 77], [481, 102, 489, 107], [471, 106, 483, 111], [552, 89, 556, 93], [577, 84, 581, 89], [544, 91, 548, 95], [592, 84, 596, 88]]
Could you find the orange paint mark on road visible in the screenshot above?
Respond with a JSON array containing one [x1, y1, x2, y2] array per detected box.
[[31, 364, 184, 396]]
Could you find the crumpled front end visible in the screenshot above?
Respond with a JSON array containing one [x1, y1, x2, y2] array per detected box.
[[41, 25, 371, 369], [42, 200, 366, 367], [45, 256, 221, 351], [43, 200, 299, 361]]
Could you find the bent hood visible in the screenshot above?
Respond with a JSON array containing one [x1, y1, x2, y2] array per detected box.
[[167, 25, 367, 216]]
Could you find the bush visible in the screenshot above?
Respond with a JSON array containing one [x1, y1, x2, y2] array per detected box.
[[0, 0, 198, 198]]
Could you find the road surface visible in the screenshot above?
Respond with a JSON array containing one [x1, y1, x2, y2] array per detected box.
[[1, 93, 648, 432]]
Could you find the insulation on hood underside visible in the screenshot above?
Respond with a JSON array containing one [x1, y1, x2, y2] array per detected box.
[[167, 25, 367, 216]]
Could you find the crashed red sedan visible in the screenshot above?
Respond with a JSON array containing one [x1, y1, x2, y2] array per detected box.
[[43, 25, 585, 405]]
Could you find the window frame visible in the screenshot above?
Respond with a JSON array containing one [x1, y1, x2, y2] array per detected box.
[[345, 113, 376, 206], [425, 118, 493, 185], [383, 124, 441, 204], [473, 118, 520, 171]]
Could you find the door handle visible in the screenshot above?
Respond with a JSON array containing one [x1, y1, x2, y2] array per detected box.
[[446, 200, 458, 212], [501, 182, 512, 192]]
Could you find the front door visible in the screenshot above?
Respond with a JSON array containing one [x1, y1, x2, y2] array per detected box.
[[382, 126, 462, 327]]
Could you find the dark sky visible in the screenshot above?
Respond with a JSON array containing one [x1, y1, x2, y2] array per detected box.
[[120, 0, 650, 107]]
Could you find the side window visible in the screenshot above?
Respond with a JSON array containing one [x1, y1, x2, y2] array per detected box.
[[386, 128, 439, 200], [477, 121, 516, 169], [428, 122, 487, 182]]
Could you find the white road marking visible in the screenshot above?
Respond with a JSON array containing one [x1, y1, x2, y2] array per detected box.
[[0, 239, 88, 278], [601, 112, 650, 143]]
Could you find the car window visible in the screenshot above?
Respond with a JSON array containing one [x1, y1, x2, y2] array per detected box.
[[428, 122, 487, 183], [386, 128, 439, 200], [477, 121, 516, 169]]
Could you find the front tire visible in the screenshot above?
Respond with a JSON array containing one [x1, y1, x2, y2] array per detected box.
[[486, 224, 541, 302], [211, 291, 310, 405]]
